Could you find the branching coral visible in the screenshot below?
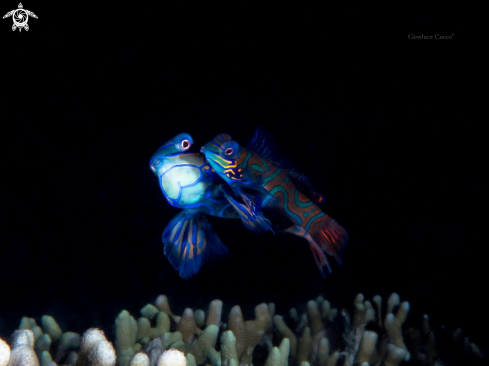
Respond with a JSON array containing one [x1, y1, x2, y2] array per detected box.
[[0, 293, 484, 366], [278, 292, 412, 366]]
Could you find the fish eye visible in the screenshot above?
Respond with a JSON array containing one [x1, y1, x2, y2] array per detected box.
[[181, 139, 191, 150], [220, 140, 239, 158]]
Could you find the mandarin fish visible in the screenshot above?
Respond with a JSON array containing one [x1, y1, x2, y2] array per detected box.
[[200, 129, 348, 277], [149, 133, 272, 279]]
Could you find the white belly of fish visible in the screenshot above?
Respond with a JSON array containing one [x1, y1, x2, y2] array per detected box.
[[160, 165, 207, 206]]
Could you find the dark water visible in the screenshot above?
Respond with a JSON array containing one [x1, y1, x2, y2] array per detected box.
[[1, 3, 480, 363]]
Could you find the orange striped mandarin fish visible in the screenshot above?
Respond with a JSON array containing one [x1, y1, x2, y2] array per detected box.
[[200, 129, 348, 277]]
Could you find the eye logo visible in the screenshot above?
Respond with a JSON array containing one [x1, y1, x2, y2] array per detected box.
[[3, 3, 37, 32]]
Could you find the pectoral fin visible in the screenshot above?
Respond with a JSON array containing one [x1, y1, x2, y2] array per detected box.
[[231, 183, 280, 212], [162, 210, 228, 279], [220, 185, 274, 234]]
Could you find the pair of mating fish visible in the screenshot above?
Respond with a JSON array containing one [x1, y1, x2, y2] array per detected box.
[[149, 129, 348, 279]]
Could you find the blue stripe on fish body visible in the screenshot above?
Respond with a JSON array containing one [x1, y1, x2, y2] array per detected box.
[[269, 185, 303, 225], [294, 189, 314, 208], [260, 157, 270, 172], [250, 164, 265, 172], [238, 150, 253, 171], [262, 167, 282, 185], [305, 211, 326, 231]]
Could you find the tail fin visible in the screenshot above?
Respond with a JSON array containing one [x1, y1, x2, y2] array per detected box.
[[162, 210, 229, 279], [309, 215, 348, 267]]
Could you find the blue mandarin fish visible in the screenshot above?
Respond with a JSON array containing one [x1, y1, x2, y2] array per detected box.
[[149, 133, 272, 279], [200, 129, 349, 277]]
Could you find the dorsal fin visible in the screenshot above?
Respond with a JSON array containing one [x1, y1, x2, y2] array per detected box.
[[246, 126, 289, 167]]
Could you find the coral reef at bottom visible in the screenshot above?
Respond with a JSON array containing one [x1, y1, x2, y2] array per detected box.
[[0, 293, 485, 366]]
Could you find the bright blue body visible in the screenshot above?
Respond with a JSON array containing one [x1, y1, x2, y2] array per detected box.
[[150, 133, 240, 279]]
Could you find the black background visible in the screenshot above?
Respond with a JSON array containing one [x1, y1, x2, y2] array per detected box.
[[1, 1, 482, 357]]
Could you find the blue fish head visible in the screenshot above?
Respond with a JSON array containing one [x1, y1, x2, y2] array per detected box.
[[149, 133, 194, 175], [200, 134, 241, 183]]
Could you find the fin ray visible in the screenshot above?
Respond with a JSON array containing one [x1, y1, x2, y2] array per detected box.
[[308, 241, 331, 278], [246, 126, 292, 167], [310, 216, 348, 266]]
